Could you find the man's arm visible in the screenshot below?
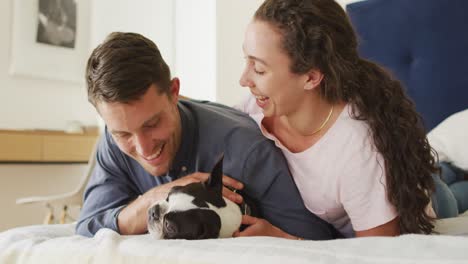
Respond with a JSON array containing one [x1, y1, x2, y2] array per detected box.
[[77, 130, 244, 237], [75, 135, 139, 237], [76, 134, 214, 236], [238, 140, 337, 240], [77, 135, 240, 236]]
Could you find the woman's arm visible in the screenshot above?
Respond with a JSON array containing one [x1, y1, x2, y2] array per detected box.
[[233, 215, 302, 240], [355, 217, 400, 237], [235, 215, 400, 239]]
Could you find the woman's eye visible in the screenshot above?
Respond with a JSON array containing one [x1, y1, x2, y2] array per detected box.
[[254, 69, 265, 75]]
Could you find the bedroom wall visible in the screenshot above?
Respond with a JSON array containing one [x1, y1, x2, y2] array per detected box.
[[0, 0, 93, 232], [0, 0, 96, 131], [174, 0, 217, 101]]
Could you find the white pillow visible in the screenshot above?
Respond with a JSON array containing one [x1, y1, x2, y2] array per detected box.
[[427, 109, 468, 170]]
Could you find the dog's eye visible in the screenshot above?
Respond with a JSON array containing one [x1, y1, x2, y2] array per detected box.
[[166, 196, 169, 202]]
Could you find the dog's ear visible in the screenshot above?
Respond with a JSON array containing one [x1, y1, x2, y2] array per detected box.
[[205, 154, 224, 193]]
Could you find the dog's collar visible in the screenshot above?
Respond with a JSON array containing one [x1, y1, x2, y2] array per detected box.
[[239, 201, 252, 216]]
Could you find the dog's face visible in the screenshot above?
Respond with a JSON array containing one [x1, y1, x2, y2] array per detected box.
[[147, 156, 242, 239]]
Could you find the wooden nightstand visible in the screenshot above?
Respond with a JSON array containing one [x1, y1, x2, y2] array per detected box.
[[0, 128, 99, 163]]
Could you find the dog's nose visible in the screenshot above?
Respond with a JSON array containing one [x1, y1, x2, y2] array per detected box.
[[149, 204, 160, 221], [163, 219, 178, 235]]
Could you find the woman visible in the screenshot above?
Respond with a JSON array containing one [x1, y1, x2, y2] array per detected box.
[[233, 0, 437, 238]]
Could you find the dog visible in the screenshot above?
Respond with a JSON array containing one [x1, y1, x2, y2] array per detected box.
[[147, 155, 257, 240]]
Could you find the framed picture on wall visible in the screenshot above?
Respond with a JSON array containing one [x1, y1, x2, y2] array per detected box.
[[9, 0, 90, 83]]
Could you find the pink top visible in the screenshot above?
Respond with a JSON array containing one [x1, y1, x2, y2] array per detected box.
[[235, 95, 398, 237]]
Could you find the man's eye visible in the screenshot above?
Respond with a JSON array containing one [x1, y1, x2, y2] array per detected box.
[[145, 119, 160, 129], [145, 122, 158, 129], [116, 133, 131, 139]]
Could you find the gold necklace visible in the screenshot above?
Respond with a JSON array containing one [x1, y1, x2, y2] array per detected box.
[[306, 105, 334, 136]]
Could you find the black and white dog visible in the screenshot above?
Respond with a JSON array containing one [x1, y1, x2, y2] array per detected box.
[[147, 156, 256, 240]]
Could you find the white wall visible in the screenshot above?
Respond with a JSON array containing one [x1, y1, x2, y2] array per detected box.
[[215, 0, 264, 106], [90, 0, 174, 68], [174, 0, 216, 101], [338, 0, 364, 8], [0, 0, 96, 131]]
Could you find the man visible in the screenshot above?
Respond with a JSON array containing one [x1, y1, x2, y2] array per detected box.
[[76, 32, 336, 240]]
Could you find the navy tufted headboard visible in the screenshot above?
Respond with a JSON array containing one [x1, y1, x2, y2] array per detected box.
[[346, 0, 468, 131]]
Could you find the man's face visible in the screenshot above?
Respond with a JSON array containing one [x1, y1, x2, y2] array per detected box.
[[97, 81, 181, 177]]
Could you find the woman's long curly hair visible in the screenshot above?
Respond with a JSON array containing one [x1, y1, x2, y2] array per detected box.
[[255, 0, 438, 234]]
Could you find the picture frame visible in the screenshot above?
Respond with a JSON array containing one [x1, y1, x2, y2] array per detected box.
[[9, 0, 90, 83]]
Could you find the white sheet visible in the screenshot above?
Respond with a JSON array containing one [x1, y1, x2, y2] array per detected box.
[[1, 217, 468, 264]]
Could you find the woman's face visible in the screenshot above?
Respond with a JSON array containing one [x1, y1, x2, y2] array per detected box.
[[239, 20, 311, 117]]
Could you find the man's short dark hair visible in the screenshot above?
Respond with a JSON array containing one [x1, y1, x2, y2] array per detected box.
[[86, 32, 171, 106]]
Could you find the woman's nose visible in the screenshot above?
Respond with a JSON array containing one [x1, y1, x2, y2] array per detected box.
[[239, 70, 252, 88]]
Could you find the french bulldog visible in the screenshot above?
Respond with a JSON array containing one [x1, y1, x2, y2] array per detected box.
[[147, 155, 256, 240]]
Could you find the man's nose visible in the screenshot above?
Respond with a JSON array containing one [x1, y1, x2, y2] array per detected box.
[[135, 133, 154, 157]]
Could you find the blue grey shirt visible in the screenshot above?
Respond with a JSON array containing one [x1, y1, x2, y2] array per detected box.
[[76, 100, 338, 239]]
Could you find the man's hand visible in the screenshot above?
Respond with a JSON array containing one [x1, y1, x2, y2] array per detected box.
[[145, 172, 211, 203], [118, 172, 244, 235], [232, 215, 299, 239], [146, 172, 244, 204]]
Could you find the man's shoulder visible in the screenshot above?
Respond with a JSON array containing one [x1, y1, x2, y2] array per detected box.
[[180, 99, 263, 138], [180, 99, 279, 159]]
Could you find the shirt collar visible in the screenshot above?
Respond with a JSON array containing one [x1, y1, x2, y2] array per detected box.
[[167, 101, 198, 179]]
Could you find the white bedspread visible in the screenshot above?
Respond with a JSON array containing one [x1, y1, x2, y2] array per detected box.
[[1, 218, 468, 264]]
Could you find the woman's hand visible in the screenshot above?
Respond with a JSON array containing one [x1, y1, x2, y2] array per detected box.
[[232, 215, 299, 239], [221, 175, 244, 204]]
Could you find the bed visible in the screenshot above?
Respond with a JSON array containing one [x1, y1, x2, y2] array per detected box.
[[1, 0, 468, 263], [0, 219, 467, 264]]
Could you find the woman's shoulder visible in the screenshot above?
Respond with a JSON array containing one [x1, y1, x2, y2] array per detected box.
[[308, 105, 384, 174], [328, 104, 375, 148]]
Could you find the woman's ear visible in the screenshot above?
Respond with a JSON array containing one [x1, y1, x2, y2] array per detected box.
[[304, 69, 324, 91]]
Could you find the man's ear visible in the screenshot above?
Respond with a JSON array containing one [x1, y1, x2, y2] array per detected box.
[[303, 69, 324, 91], [169, 77, 180, 104], [205, 154, 224, 194]]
